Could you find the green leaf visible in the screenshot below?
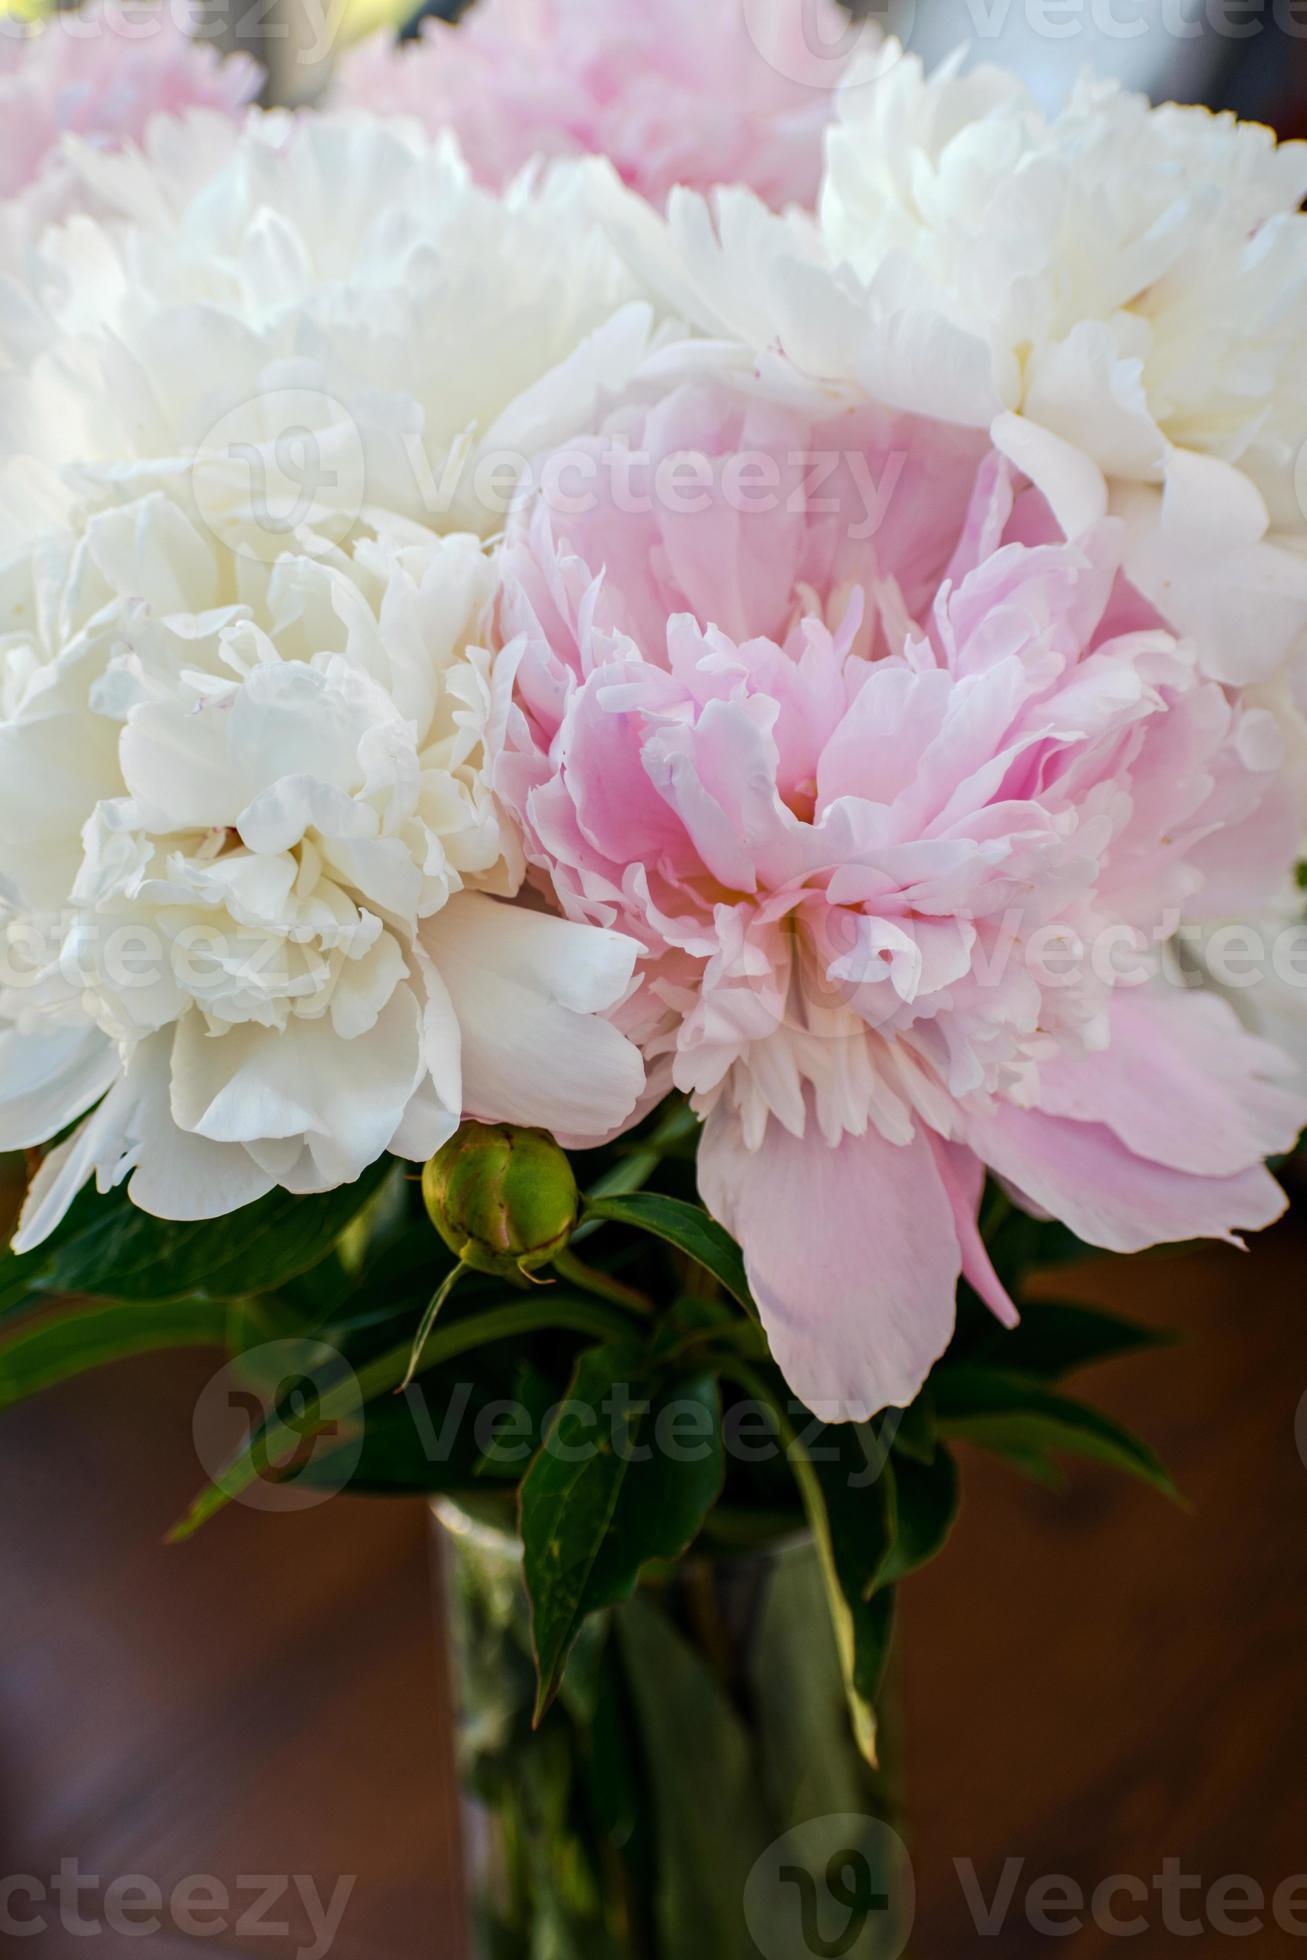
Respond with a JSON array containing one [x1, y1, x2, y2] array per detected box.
[[934, 1365, 1179, 1499], [0, 1210, 83, 1325], [0, 1250, 47, 1325], [50, 1163, 397, 1303], [0, 1299, 230, 1411], [577, 1099, 701, 1212], [299, 1355, 558, 1496], [803, 1420, 898, 1732], [584, 1192, 755, 1317], [0, 1162, 397, 1320], [723, 1363, 896, 1764], [520, 1345, 725, 1720], [879, 1446, 960, 1585], [618, 1593, 773, 1960], [964, 1299, 1175, 1381], [887, 1389, 937, 1464], [225, 1290, 325, 1356], [579, 1648, 643, 1858], [748, 1539, 902, 1838]]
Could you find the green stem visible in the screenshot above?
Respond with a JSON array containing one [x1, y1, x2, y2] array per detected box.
[[551, 1247, 655, 1316], [719, 1358, 878, 1765], [658, 1319, 769, 1366], [379, 1293, 635, 1396], [168, 1293, 633, 1544], [573, 1097, 700, 1243], [397, 1262, 467, 1394]]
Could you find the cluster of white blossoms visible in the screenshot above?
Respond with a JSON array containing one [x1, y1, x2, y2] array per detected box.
[[0, 112, 656, 1245]]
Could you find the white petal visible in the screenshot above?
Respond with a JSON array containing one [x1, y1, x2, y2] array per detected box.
[[388, 1079, 460, 1162], [990, 410, 1108, 539], [420, 892, 644, 1141], [13, 1031, 275, 1250], [1022, 320, 1164, 482], [0, 1024, 119, 1150], [170, 984, 425, 1183], [1120, 492, 1307, 685]]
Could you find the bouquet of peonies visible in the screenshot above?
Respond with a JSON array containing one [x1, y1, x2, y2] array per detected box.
[[2, 1, 1306, 1951]]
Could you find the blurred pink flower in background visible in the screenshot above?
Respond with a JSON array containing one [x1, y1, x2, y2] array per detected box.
[[335, 0, 859, 208], [495, 381, 1306, 1419], [0, 2, 257, 204]]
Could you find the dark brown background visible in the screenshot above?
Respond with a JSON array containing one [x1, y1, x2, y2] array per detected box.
[[2, 1208, 1305, 1956]]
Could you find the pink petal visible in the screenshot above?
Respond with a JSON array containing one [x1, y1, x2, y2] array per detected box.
[[698, 1103, 962, 1421], [965, 1103, 1288, 1255], [928, 1134, 1019, 1328], [1035, 990, 1305, 1179]]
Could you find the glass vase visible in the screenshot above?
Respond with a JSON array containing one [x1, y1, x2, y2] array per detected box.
[[432, 1497, 913, 1960]]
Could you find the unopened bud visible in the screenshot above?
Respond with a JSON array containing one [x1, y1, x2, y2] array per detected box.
[[422, 1122, 578, 1280]]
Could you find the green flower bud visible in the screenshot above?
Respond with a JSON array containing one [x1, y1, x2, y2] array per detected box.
[[422, 1122, 579, 1280]]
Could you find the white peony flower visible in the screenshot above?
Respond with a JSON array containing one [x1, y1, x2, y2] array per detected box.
[[824, 48, 1307, 502], [592, 52, 1307, 686], [820, 45, 1307, 678], [592, 162, 1001, 430], [0, 111, 655, 1247], [1, 108, 663, 528]]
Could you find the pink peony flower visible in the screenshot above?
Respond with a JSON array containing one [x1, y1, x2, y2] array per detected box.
[[333, 0, 858, 209], [495, 381, 1307, 1419], [0, 3, 257, 204]]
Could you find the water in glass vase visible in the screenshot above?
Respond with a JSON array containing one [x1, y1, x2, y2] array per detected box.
[[432, 1498, 913, 1960]]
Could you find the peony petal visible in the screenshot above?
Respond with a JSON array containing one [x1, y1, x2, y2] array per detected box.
[[0, 1023, 119, 1150], [387, 1077, 460, 1162], [1021, 320, 1165, 482], [170, 984, 425, 1184], [1115, 472, 1307, 685], [119, 680, 240, 832], [1034, 990, 1306, 1178], [698, 1101, 962, 1421], [13, 1030, 274, 1250], [420, 891, 645, 1142], [989, 410, 1108, 540], [965, 1102, 1288, 1254], [928, 1132, 1019, 1328]]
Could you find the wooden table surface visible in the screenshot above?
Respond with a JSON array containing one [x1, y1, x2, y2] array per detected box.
[[1, 1215, 1304, 1956]]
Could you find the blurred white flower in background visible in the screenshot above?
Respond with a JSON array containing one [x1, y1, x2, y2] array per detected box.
[[0, 0, 257, 271]]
